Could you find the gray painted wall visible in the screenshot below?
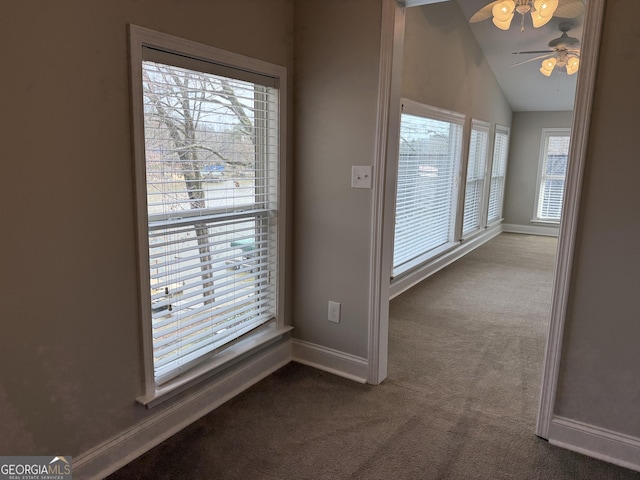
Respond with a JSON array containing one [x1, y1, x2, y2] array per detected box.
[[555, 0, 640, 438], [0, 0, 294, 457], [503, 111, 574, 229], [402, 2, 512, 126], [292, 0, 383, 358]]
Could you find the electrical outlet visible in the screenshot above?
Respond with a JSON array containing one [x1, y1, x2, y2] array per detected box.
[[328, 301, 341, 323], [351, 165, 372, 189]]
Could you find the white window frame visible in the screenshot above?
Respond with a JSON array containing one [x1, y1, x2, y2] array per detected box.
[[129, 25, 289, 406], [392, 99, 465, 277], [486, 124, 510, 226], [461, 119, 491, 238], [533, 128, 571, 224]]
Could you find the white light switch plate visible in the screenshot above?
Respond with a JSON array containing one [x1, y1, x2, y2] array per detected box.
[[328, 301, 341, 323], [351, 165, 373, 189]]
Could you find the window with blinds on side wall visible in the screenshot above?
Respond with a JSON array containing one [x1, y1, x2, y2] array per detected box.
[[534, 129, 570, 223], [487, 125, 510, 225], [130, 26, 287, 400], [462, 120, 490, 237], [393, 100, 464, 277]]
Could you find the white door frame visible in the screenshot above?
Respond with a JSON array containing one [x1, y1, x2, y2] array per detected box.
[[535, 0, 606, 438], [368, 0, 405, 385], [368, 0, 608, 440]]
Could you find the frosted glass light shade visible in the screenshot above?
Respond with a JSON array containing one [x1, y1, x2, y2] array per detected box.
[[492, 0, 516, 22], [540, 57, 557, 76], [493, 14, 514, 30], [534, 0, 559, 18], [531, 9, 552, 28], [566, 56, 580, 75]]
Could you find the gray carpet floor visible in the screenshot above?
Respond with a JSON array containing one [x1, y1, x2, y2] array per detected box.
[[108, 233, 640, 479]]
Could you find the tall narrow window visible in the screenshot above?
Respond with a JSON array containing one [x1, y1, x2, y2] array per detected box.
[[462, 120, 490, 236], [393, 100, 464, 276], [534, 129, 570, 223], [486, 125, 510, 224], [130, 26, 287, 398]]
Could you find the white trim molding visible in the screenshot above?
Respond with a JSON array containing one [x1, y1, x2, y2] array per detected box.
[[502, 223, 559, 237], [549, 416, 640, 473], [73, 340, 292, 480], [404, 0, 449, 6], [368, 0, 406, 385], [536, 0, 606, 439], [292, 339, 368, 384]]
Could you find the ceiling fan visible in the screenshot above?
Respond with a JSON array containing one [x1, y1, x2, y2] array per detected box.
[[511, 22, 581, 76], [470, 0, 585, 31]]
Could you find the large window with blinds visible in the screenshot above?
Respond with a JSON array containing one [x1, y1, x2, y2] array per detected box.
[[129, 26, 287, 399], [486, 125, 510, 224], [534, 128, 570, 222], [462, 120, 490, 237], [393, 100, 464, 276]]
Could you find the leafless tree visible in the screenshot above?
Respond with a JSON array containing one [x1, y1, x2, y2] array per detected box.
[[143, 64, 255, 304]]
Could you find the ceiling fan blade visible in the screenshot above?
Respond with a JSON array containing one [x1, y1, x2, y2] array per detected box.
[[470, 1, 500, 23], [555, 0, 585, 18], [512, 50, 553, 55], [509, 54, 552, 68]]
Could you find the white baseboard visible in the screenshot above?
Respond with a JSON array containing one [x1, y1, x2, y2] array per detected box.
[[291, 339, 368, 384], [390, 225, 502, 299], [548, 416, 640, 473], [502, 223, 559, 237], [73, 340, 292, 480]]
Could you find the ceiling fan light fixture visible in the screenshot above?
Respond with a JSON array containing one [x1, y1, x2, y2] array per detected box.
[[566, 56, 580, 75], [540, 57, 557, 76]]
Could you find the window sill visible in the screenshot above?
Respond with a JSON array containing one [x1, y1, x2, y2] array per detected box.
[[531, 219, 560, 226], [137, 323, 293, 409], [461, 226, 489, 242], [392, 240, 461, 279]]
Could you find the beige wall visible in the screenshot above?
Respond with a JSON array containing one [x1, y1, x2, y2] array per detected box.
[[0, 0, 294, 456], [503, 111, 574, 228], [555, 0, 640, 437], [402, 1, 512, 126], [292, 0, 383, 358]]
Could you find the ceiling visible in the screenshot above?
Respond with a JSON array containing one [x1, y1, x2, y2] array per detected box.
[[408, 0, 585, 112]]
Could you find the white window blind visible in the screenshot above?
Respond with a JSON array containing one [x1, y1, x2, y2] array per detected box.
[[487, 125, 510, 224], [140, 54, 280, 385], [393, 101, 464, 276], [535, 129, 570, 222], [462, 120, 490, 236]]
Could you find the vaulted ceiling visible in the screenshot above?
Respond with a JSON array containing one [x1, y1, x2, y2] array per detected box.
[[407, 0, 584, 112]]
